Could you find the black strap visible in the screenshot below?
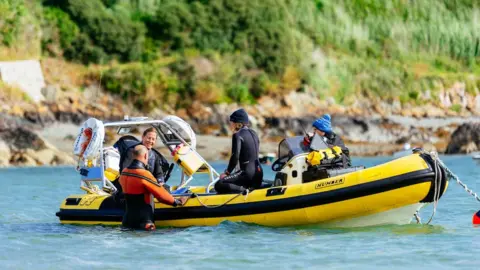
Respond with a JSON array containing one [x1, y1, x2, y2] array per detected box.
[[342, 154, 347, 168], [164, 163, 175, 182], [121, 171, 162, 187]]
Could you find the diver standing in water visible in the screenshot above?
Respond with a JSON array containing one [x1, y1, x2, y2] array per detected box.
[[215, 109, 263, 194], [120, 145, 187, 230]]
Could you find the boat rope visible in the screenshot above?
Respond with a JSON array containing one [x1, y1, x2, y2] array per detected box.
[[415, 149, 480, 224], [414, 211, 422, 224], [427, 150, 480, 203], [191, 189, 250, 209], [426, 153, 442, 225]]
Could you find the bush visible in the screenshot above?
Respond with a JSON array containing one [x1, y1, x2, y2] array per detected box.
[[45, 0, 145, 63], [146, 0, 305, 74], [168, 58, 196, 106], [0, 0, 27, 46], [450, 104, 462, 113], [101, 63, 178, 111], [194, 81, 224, 104], [41, 7, 79, 56], [226, 84, 252, 104], [249, 72, 269, 99], [281, 66, 302, 92], [63, 33, 108, 64]]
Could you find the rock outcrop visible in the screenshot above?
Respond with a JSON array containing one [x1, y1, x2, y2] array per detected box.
[[445, 123, 480, 154], [0, 125, 75, 167], [0, 139, 11, 167], [3, 79, 480, 166]]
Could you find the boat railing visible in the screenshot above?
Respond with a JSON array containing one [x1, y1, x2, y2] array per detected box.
[[95, 117, 221, 193]]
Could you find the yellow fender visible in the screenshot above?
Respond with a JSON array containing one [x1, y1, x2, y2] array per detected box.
[[307, 146, 343, 166]]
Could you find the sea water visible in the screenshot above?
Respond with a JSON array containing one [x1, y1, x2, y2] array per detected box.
[[0, 156, 479, 269]]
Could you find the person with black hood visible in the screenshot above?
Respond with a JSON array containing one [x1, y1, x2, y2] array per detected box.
[[214, 108, 263, 194]]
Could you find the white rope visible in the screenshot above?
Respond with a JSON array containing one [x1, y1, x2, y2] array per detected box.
[[243, 189, 250, 201], [437, 158, 480, 203], [414, 211, 422, 224], [416, 149, 480, 224], [426, 154, 437, 224], [426, 156, 442, 225]]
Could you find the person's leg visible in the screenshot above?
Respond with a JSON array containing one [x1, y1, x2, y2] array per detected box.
[[140, 221, 156, 231], [140, 206, 156, 231], [214, 171, 247, 194], [252, 164, 264, 189], [241, 163, 262, 189]]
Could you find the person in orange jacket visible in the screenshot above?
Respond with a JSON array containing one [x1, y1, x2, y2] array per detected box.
[[120, 145, 187, 230]]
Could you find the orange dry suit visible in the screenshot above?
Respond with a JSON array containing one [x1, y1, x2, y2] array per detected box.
[[119, 159, 180, 230]]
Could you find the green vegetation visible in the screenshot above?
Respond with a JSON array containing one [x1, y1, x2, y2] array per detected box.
[[0, 0, 41, 60], [2, 0, 480, 111]]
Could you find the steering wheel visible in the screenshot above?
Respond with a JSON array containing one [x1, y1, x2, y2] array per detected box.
[[271, 156, 289, 172]]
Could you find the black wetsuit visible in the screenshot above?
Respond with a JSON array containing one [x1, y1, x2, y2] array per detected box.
[[120, 147, 168, 183], [120, 160, 177, 230], [113, 141, 171, 206], [215, 126, 263, 194]]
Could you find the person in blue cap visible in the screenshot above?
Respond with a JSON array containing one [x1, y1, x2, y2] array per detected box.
[[215, 108, 263, 194], [306, 114, 350, 167]]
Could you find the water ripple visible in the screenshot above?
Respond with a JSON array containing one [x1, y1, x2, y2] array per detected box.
[[1, 159, 480, 269]]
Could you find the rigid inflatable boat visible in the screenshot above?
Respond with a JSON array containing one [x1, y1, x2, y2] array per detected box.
[[56, 116, 448, 228]]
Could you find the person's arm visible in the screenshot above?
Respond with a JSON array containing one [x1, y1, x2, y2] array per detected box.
[[225, 133, 241, 174], [330, 135, 351, 167], [141, 171, 182, 206], [334, 136, 350, 158]]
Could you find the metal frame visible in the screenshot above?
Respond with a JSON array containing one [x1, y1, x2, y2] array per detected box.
[[78, 117, 220, 194]]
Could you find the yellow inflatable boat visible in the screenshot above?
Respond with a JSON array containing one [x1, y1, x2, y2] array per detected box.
[[56, 117, 448, 228]]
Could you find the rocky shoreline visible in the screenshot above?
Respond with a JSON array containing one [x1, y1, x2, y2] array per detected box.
[[2, 82, 480, 167]]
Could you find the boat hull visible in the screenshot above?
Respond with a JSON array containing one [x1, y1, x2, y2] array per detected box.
[[56, 153, 448, 228]]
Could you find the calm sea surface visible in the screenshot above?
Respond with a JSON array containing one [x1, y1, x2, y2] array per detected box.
[[1, 156, 479, 269]]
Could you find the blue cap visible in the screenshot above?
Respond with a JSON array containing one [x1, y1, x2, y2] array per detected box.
[[312, 114, 332, 133], [229, 108, 249, 124]]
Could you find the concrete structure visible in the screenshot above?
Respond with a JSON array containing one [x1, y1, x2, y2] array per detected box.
[[0, 60, 45, 102]]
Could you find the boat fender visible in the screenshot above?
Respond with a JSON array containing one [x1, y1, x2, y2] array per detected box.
[[73, 118, 105, 160], [307, 146, 343, 166], [473, 210, 480, 225]]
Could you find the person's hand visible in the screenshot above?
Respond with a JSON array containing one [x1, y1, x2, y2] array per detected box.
[[177, 196, 189, 206], [220, 173, 227, 179], [303, 135, 311, 146]]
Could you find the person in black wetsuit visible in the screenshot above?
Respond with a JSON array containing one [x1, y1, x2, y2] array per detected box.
[[112, 128, 172, 206], [118, 127, 170, 185], [214, 109, 263, 194]]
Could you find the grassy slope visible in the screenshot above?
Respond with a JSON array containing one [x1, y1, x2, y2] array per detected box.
[[1, 0, 480, 111]]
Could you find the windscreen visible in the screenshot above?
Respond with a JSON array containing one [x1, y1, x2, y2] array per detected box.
[[278, 136, 310, 160]]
